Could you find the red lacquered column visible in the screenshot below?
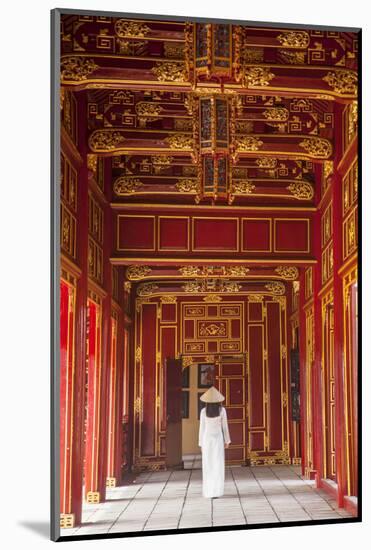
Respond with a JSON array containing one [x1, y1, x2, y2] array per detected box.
[[332, 102, 347, 507], [59, 279, 76, 528]]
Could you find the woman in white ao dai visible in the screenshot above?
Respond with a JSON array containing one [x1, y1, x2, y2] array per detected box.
[[198, 386, 231, 498]]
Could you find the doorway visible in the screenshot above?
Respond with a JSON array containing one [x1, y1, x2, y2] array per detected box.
[[181, 362, 214, 457]]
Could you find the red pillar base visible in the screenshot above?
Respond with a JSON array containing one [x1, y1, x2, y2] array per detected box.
[[343, 495, 358, 517]]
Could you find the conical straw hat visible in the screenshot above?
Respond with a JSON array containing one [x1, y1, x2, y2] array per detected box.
[[199, 385, 225, 403]]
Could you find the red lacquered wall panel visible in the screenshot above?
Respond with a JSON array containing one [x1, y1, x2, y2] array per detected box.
[[275, 219, 310, 252], [158, 217, 189, 250], [248, 324, 264, 428], [193, 217, 238, 250], [117, 215, 155, 250], [242, 219, 271, 252]]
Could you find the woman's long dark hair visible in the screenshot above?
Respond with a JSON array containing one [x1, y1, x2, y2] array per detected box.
[[205, 402, 222, 417]]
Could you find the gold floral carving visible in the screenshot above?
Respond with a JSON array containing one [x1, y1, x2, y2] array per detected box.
[[203, 295, 222, 302], [137, 283, 159, 296], [262, 107, 289, 121], [242, 67, 275, 88], [151, 61, 187, 82], [232, 180, 256, 194], [275, 266, 299, 280], [126, 265, 152, 281], [165, 134, 193, 150], [248, 294, 264, 302], [279, 50, 306, 64], [115, 19, 150, 38], [151, 155, 173, 165], [135, 347, 142, 363], [182, 356, 194, 368], [61, 56, 98, 81], [265, 281, 286, 295], [87, 154, 97, 173], [89, 130, 126, 152], [175, 179, 199, 193], [113, 177, 142, 195], [227, 266, 250, 276], [134, 397, 142, 414], [348, 101, 358, 143], [136, 102, 163, 117], [242, 48, 264, 64], [160, 295, 177, 303], [323, 70, 357, 95], [282, 392, 287, 407], [200, 323, 226, 337], [281, 346, 287, 360], [277, 31, 310, 48], [179, 266, 200, 277], [323, 160, 334, 180], [287, 181, 314, 200], [236, 136, 263, 152], [299, 138, 332, 159], [256, 157, 277, 168], [273, 295, 286, 307], [183, 281, 202, 293], [124, 281, 132, 292]]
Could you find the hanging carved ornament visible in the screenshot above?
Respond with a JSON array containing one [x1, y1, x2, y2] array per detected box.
[[287, 181, 314, 200], [179, 266, 200, 277], [277, 31, 310, 48], [89, 130, 126, 152], [151, 61, 188, 82], [160, 295, 177, 303], [113, 177, 142, 195], [242, 67, 275, 88], [299, 138, 332, 159], [232, 180, 256, 194], [262, 107, 289, 121], [135, 102, 163, 117], [236, 136, 263, 152], [165, 134, 193, 150], [114, 19, 150, 38], [265, 281, 286, 295], [175, 179, 199, 193], [126, 265, 152, 281], [203, 295, 222, 302], [275, 266, 299, 280], [61, 56, 99, 81], [322, 70, 357, 95], [256, 157, 277, 168], [137, 283, 159, 296], [151, 155, 173, 165]]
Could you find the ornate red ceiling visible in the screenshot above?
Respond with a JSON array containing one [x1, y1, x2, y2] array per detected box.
[[60, 14, 358, 209]]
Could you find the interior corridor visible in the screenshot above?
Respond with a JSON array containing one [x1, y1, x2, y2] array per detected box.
[[62, 465, 352, 536]]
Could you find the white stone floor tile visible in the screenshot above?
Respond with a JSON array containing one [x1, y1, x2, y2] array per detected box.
[[62, 465, 352, 536]]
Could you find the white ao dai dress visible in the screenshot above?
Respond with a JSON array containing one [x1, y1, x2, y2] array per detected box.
[[198, 406, 231, 498]]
